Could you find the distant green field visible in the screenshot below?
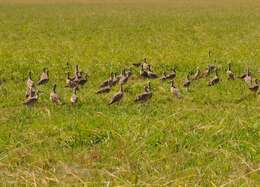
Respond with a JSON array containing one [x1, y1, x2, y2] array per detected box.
[[0, 0, 259, 185]]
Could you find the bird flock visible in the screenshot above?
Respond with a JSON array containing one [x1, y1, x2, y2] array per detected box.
[[22, 57, 259, 106]]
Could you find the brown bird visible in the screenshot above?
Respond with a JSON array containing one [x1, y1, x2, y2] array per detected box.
[[112, 73, 119, 85], [192, 67, 201, 80], [65, 72, 78, 89], [183, 72, 191, 89], [226, 63, 235, 80], [26, 71, 34, 88], [243, 68, 252, 85], [240, 67, 250, 79], [24, 91, 38, 106], [50, 84, 62, 105], [134, 82, 152, 102], [160, 72, 168, 82], [24, 95, 38, 106], [142, 58, 150, 71], [147, 65, 158, 79], [125, 68, 132, 78], [170, 80, 181, 98], [96, 85, 111, 94], [38, 68, 49, 85], [132, 58, 148, 68], [70, 87, 78, 105], [100, 73, 114, 88], [166, 67, 177, 80], [249, 79, 259, 93], [109, 85, 124, 105], [140, 64, 149, 78], [119, 70, 129, 85], [78, 71, 88, 86], [25, 85, 36, 98], [208, 69, 220, 86], [132, 62, 142, 67], [203, 64, 216, 77], [72, 64, 81, 81]]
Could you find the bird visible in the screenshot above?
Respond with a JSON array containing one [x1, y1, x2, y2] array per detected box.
[[132, 62, 142, 67], [147, 65, 158, 79], [125, 68, 132, 78], [99, 73, 114, 88], [160, 67, 177, 82], [134, 82, 152, 102], [203, 65, 212, 77], [70, 87, 78, 105], [226, 63, 235, 80], [132, 58, 148, 68], [71, 64, 81, 81], [243, 68, 252, 85], [112, 73, 119, 86], [203, 64, 216, 77], [26, 71, 34, 88], [240, 68, 250, 79], [25, 85, 36, 98], [183, 72, 191, 89], [109, 85, 124, 105], [96, 85, 111, 94], [38, 68, 49, 85], [160, 72, 168, 82], [166, 67, 177, 80], [140, 64, 149, 78], [142, 58, 150, 71], [249, 79, 259, 93], [208, 69, 220, 86], [65, 72, 78, 89], [78, 71, 88, 86], [119, 70, 129, 85], [24, 94, 38, 106], [192, 67, 201, 80], [170, 80, 181, 98], [50, 84, 62, 105]]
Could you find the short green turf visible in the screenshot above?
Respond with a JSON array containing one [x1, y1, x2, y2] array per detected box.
[[0, 0, 259, 185]]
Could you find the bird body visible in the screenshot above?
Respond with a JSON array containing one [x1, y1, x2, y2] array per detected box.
[[244, 75, 252, 85], [208, 70, 219, 86], [50, 84, 62, 105], [142, 58, 150, 71], [78, 72, 88, 86], [38, 68, 49, 85], [226, 64, 234, 80], [140, 65, 149, 78], [25, 86, 36, 98], [24, 95, 38, 106], [119, 70, 129, 85], [146, 65, 158, 79], [161, 68, 176, 82], [109, 85, 124, 105], [249, 79, 259, 93], [192, 67, 201, 80], [147, 71, 158, 79], [66, 72, 78, 89], [183, 73, 191, 88], [170, 81, 181, 98], [134, 82, 152, 102], [100, 73, 114, 88], [27, 71, 34, 88], [96, 85, 111, 94]]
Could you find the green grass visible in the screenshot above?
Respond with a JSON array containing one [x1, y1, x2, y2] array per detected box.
[[0, 0, 260, 185]]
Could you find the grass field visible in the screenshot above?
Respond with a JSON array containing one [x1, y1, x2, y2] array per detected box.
[[0, 0, 260, 185]]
